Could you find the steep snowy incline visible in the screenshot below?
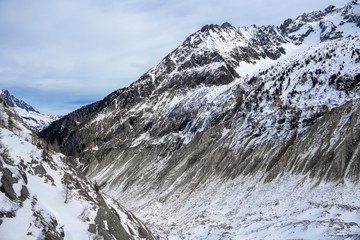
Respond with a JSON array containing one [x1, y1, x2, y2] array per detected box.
[[40, 2, 360, 239], [0, 89, 61, 133], [0, 98, 156, 239]]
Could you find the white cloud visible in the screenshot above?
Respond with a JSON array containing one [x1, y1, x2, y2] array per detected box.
[[0, 0, 349, 114]]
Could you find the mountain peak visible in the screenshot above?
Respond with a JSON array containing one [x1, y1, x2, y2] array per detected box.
[[0, 89, 61, 132], [0, 89, 38, 113], [200, 23, 218, 32], [221, 22, 233, 28]]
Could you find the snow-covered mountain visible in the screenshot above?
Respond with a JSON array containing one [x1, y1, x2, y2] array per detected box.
[[41, 3, 360, 239], [0, 97, 156, 239], [0, 89, 61, 133]]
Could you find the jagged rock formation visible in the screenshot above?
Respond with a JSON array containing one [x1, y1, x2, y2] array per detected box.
[[41, 3, 360, 239], [0, 89, 61, 133], [0, 97, 156, 239]]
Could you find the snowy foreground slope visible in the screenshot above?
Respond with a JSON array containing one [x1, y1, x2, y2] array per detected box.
[[41, 3, 360, 239], [0, 98, 156, 239], [0, 89, 60, 133]]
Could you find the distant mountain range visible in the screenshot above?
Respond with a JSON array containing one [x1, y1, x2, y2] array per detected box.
[[0, 89, 61, 132]]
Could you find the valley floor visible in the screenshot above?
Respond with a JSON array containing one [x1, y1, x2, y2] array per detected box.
[[118, 174, 360, 240]]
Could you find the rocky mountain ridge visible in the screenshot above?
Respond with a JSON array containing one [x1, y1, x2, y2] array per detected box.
[[0, 89, 61, 133], [41, 3, 360, 239]]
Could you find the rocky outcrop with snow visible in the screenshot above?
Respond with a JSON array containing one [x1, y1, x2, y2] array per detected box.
[[0, 89, 61, 133], [0, 98, 156, 239], [41, 3, 360, 239]]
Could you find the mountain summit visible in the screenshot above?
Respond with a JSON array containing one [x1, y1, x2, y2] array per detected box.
[[0, 89, 61, 132], [41, 3, 360, 239], [0, 89, 38, 113]]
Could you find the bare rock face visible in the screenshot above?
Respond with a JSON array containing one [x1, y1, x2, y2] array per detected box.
[[263, 100, 360, 182], [40, 3, 360, 239]]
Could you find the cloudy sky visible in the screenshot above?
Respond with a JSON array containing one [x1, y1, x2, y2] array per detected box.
[[0, 0, 348, 114]]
